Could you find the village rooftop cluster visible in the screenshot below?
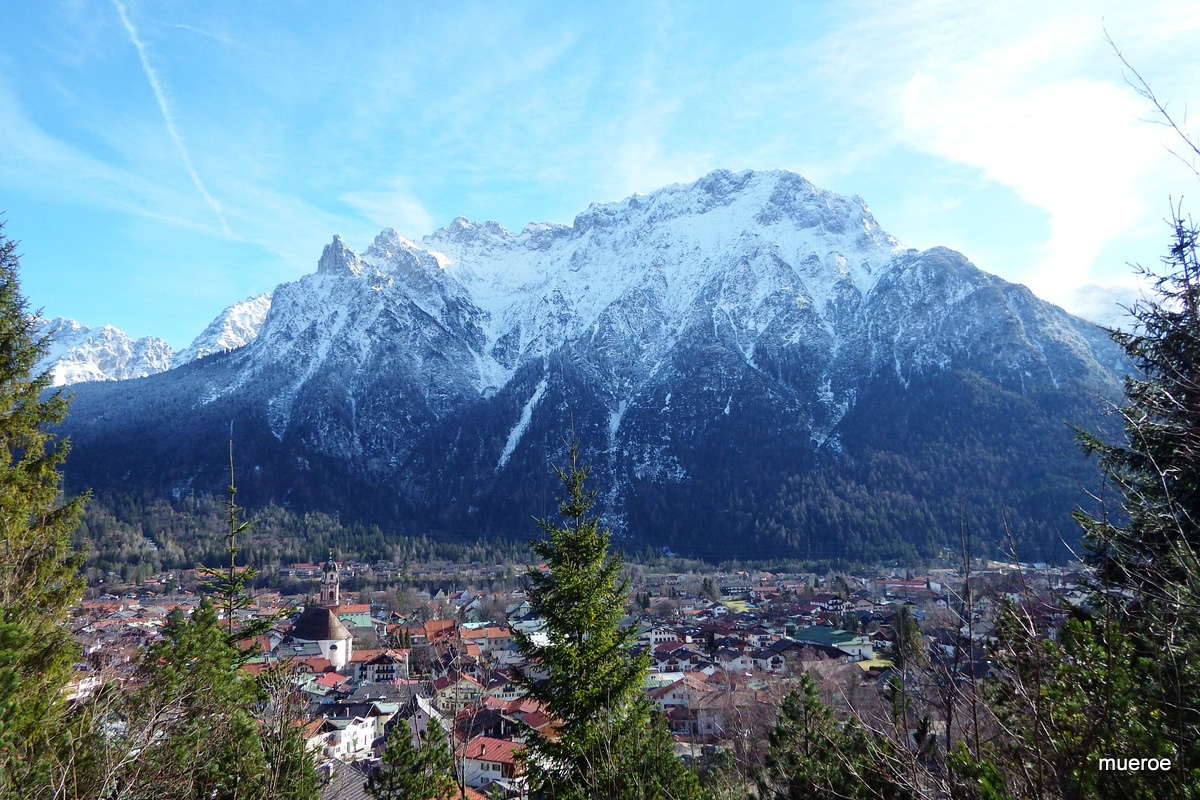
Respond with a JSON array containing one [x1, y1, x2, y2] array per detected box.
[[69, 556, 1086, 798]]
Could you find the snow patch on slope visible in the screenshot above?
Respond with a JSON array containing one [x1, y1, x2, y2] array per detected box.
[[497, 377, 548, 469]]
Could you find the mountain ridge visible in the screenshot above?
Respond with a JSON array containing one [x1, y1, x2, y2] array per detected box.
[[36, 293, 272, 386], [54, 169, 1126, 562]]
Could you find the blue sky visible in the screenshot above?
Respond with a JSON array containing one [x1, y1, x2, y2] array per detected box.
[[2, 1, 1198, 347]]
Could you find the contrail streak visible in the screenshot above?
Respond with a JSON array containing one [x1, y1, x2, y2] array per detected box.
[[112, 0, 231, 235]]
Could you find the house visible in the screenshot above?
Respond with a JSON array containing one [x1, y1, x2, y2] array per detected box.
[[306, 715, 377, 762], [809, 593, 844, 611], [484, 670, 525, 702], [334, 603, 374, 629], [639, 626, 682, 647], [337, 705, 396, 752], [316, 758, 372, 800], [851, 596, 877, 612], [792, 626, 874, 660], [648, 673, 709, 711], [712, 647, 752, 672], [456, 705, 516, 741], [874, 579, 937, 601], [432, 670, 484, 713], [651, 643, 706, 673], [456, 736, 524, 793], [460, 624, 514, 655], [424, 618, 458, 645], [353, 649, 409, 683], [665, 684, 766, 738]]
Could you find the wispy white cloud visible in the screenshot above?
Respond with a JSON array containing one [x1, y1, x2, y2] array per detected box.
[[1062, 281, 1143, 330], [111, 0, 230, 234], [816, 0, 1200, 315], [0, 79, 214, 233], [898, 72, 1157, 298], [151, 20, 239, 48], [338, 182, 435, 239]]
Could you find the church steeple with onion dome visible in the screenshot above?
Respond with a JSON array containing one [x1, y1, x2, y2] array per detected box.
[[320, 551, 339, 608]]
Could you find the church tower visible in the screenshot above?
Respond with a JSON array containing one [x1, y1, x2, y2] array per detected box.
[[320, 552, 340, 608]]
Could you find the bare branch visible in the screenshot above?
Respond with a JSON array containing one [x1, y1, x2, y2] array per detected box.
[[1106, 29, 1200, 180]]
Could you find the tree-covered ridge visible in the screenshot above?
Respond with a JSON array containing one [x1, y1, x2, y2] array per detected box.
[[72, 356, 1116, 578], [72, 492, 535, 585], [61, 357, 1118, 567], [645, 367, 1115, 565]]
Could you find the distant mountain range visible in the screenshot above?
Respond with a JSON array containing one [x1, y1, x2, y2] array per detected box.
[[36, 293, 271, 386], [51, 170, 1126, 563]]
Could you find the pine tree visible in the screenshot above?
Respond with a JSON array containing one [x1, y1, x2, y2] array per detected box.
[[933, 214, 1200, 800], [512, 437, 701, 800], [0, 221, 89, 792], [104, 582, 316, 797], [1070, 210, 1200, 792], [116, 598, 273, 798], [757, 674, 904, 800], [366, 719, 459, 800], [1079, 211, 1200, 591], [200, 442, 272, 645]]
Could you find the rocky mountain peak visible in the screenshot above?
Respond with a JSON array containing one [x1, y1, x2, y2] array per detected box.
[[173, 292, 273, 366], [317, 235, 365, 277], [35, 317, 174, 386]]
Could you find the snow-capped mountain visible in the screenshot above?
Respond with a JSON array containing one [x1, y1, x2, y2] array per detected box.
[[38, 293, 273, 385], [57, 170, 1127, 561], [35, 318, 174, 386], [172, 292, 273, 366]]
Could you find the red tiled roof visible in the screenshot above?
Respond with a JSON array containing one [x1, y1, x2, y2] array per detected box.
[[299, 657, 333, 673], [314, 672, 348, 687], [457, 736, 522, 765], [240, 662, 274, 676], [424, 619, 457, 641]]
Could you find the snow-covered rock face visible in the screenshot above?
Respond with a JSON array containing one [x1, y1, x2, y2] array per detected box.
[[419, 169, 898, 374], [173, 292, 272, 366], [58, 169, 1128, 560], [230, 168, 1112, 451], [35, 318, 175, 386], [39, 293, 273, 385]]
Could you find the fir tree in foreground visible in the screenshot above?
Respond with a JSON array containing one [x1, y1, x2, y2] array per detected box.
[[0, 223, 317, 796], [1069, 209, 1200, 793], [945, 212, 1200, 800], [98, 486, 319, 798], [367, 718, 459, 800], [757, 674, 909, 800], [0, 221, 89, 795], [512, 437, 702, 800], [202, 441, 274, 645]]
